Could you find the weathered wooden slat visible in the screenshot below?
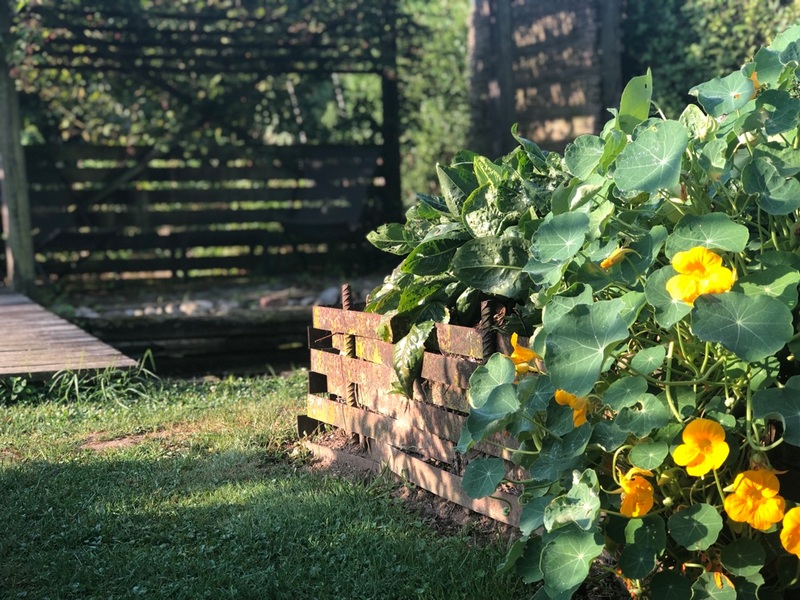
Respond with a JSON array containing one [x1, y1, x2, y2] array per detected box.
[[29, 185, 380, 207], [313, 306, 383, 338], [307, 394, 455, 465], [0, 288, 137, 378], [369, 443, 521, 526], [310, 349, 395, 389], [314, 307, 486, 359], [32, 205, 366, 230], [24, 143, 383, 165], [31, 165, 378, 184]]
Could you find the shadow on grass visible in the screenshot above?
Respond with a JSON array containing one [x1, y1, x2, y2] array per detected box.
[[0, 449, 528, 600]]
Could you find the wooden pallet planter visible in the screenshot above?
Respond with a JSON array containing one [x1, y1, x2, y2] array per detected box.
[[305, 305, 523, 526]]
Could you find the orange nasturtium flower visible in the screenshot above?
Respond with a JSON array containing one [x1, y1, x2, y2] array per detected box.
[[672, 418, 730, 477], [508, 332, 541, 375], [600, 247, 636, 269], [780, 507, 800, 558], [619, 468, 655, 518], [665, 246, 735, 305], [554, 389, 588, 427], [723, 470, 785, 531]]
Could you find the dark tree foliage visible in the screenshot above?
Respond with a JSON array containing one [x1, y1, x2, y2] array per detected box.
[[622, 0, 800, 118]]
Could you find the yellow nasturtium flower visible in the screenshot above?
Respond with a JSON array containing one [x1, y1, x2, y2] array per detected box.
[[554, 389, 588, 427], [665, 246, 735, 305], [781, 507, 800, 558], [508, 332, 541, 375], [619, 468, 655, 518], [723, 470, 785, 531], [672, 418, 730, 477]]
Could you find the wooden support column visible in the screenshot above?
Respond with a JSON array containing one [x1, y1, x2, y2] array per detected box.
[[0, 4, 35, 294], [380, 0, 402, 222], [598, 0, 622, 117]]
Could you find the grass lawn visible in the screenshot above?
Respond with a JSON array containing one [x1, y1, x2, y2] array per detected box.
[[0, 371, 529, 599]]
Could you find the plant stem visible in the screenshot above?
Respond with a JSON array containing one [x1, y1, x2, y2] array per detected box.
[[665, 342, 685, 423]]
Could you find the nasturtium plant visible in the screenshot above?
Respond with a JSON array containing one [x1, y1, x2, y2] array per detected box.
[[366, 25, 800, 599]]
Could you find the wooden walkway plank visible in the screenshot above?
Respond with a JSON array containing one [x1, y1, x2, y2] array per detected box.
[[0, 287, 137, 378]]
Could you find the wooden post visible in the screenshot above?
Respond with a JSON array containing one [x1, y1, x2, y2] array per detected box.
[[491, 0, 515, 158], [598, 0, 622, 119], [380, 0, 402, 222], [0, 4, 35, 294]]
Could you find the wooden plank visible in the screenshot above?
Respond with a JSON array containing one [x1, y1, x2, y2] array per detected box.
[[29, 184, 381, 207], [314, 307, 486, 358], [310, 349, 395, 389], [36, 165, 378, 185], [24, 143, 383, 165], [301, 439, 521, 526], [307, 394, 455, 465], [0, 288, 136, 378], [313, 306, 383, 338], [369, 443, 521, 526], [32, 208, 365, 234]]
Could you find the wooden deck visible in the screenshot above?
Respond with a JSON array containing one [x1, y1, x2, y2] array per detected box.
[[0, 287, 137, 378]]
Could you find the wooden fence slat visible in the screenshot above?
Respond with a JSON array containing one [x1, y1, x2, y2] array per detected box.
[[369, 443, 521, 526], [307, 394, 455, 465]]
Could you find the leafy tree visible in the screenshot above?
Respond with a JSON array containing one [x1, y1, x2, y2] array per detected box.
[[623, 0, 800, 118]]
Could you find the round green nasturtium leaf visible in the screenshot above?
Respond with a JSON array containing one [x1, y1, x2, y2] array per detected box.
[[691, 571, 737, 600], [615, 394, 671, 437], [649, 571, 693, 600], [664, 213, 749, 258], [743, 156, 800, 215], [516, 373, 556, 414], [754, 47, 784, 88], [516, 536, 544, 584], [629, 440, 669, 470], [754, 142, 800, 177], [668, 503, 723, 551], [540, 526, 605, 596], [530, 212, 590, 263], [543, 469, 601, 533], [542, 284, 594, 332], [692, 292, 793, 363], [453, 236, 530, 300], [519, 495, 554, 536], [496, 535, 527, 574], [757, 89, 800, 136], [565, 134, 605, 180], [465, 382, 518, 440], [604, 376, 648, 411], [644, 266, 692, 328], [461, 457, 506, 499], [616, 225, 668, 285], [618, 544, 657, 580], [689, 70, 754, 117], [545, 300, 629, 397], [734, 265, 800, 309], [625, 515, 667, 553], [468, 354, 516, 408], [590, 420, 628, 452], [528, 425, 593, 483], [753, 375, 800, 447], [631, 345, 666, 374], [720, 538, 766, 577], [613, 119, 688, 194]]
